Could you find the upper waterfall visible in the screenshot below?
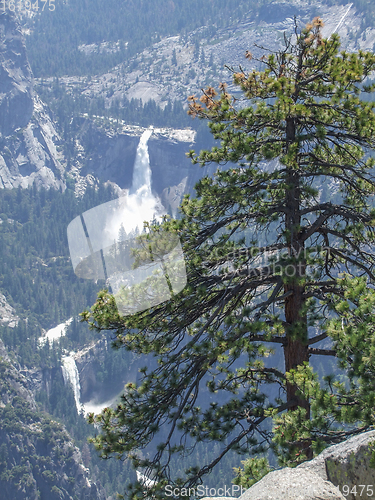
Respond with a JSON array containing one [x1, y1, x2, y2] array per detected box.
[[102, 128, 165, 241], [129, 128, 153, 197]]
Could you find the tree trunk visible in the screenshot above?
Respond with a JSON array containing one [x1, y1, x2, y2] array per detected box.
[[283, 116, 312, 459], [284, 284, 310, 416]]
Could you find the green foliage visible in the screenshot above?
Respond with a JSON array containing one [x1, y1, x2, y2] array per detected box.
[[0, 359, 77, 498], [82, 20, 375, 498], [232, 456, 271, 488]]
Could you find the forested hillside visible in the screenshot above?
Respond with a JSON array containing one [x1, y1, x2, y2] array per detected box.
[[0, 185, 249, 498], [0, 184, 155, 498], [0, 185, 110, 350], [27, 0, 262, 77], [25, 0, 375, 78]]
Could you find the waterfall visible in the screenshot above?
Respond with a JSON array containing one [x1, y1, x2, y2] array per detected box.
[[61, 354, 118, 416], [62, 130, 162, 415], [126, 128, 164, 231], [61, 354, 82, 414], [103, 128, 165, 240], [100, 127, 186, 314], [38, 317, 73, 347], [129, 128, 153, 197], [64, 128, 175, 414], [127, 128, 165, 230]]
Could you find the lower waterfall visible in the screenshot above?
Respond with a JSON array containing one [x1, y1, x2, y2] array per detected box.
[[61, 353, 118, 415], [61, 354, 82, 413]]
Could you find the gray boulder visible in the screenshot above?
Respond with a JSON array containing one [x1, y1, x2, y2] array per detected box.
[[201, 498, 237, 500], [237, 430, 375, 500], [298, 430, 375, 500], [239, 467, 344, 500]]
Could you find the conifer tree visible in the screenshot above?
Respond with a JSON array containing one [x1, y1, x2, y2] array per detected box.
[[82, 19, 375, 498]]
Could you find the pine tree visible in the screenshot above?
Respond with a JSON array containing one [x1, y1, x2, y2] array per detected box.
[[82, 19, 375, 498]]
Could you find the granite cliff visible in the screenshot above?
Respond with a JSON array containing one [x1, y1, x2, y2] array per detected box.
[[69, 117, 197, 209], [0, 11, 201, 206], [0, 11, 65, 190], [45, 1, 375, 118]]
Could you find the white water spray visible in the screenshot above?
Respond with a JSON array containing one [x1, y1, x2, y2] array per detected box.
[[103, 129, 165, 242]]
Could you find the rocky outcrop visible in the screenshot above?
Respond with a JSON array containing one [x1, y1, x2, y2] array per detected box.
[[237, 431, 375, 500], [0, 11, 33, 138], [297, 430, 375, 500], [71, 118, 139, 190], [238, 467, 345, 500], [0, 292, 19, 327], [149, 128, 198, 198], [0, 12, 65, 190], [0, 340, 105, 500]]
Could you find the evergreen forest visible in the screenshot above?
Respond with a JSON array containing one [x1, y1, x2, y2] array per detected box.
[[25, 0, 375, 78], [0, 184, 249, 498]]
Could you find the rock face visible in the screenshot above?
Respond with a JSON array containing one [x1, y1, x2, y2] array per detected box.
[[238, 431, 375, 500], [297, 431, 375, 500], [0, 292, 19, 327], [0, 11, 33, 138], [239, 467, 345, 500], [74, 337, 147, 404], [0, 11, 65, 190], [54, 1, 375, 115], [0, 340, 105, 500]]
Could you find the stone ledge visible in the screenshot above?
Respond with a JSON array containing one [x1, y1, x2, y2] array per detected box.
[[236, 430, 375, 500]]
